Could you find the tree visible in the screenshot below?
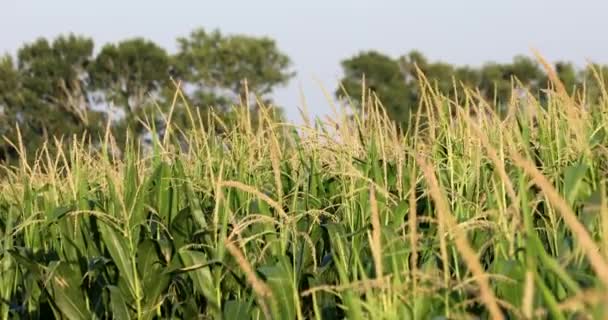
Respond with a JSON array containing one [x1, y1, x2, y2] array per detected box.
[[555, 61, 578, 95], [400, 51, 482, 101], [338, 50, 486, 129], [479, 63, 513, 105], [88, 38, 171, 144], [0, 55, 22, 161], [174, 28, 294, 110], [338, 50, 560, 129], [580, 63, 608, 105], [89, 38, 170, 118], [478, 56, 545, 106], [510, 55, 544, 87], [1, 34, 105, 162], [337, 51, 415, 128]]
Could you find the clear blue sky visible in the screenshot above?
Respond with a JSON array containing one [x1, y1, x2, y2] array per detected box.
[[2, 0, 607, 123]]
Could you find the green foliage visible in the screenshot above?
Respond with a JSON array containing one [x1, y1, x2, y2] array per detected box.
[[555, 62, 578, 94], [1, 76, 608, 319], [175, 28, 294, 110], [0, 55, 22, 160], [337, 50, 606, 129], [89, 38, 170, 116], [3, 29, 608, 318], [580, 63, 608, 105], [1, 35, 106, 161], [339, 51, 416, 127], [88, 38, 172, 143], [0, 30, 294, 164]]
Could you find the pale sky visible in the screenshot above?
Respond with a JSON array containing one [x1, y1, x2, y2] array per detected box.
[[2, 0, 607, 123]]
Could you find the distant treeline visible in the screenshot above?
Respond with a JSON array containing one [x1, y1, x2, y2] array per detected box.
[[1, 29, 607, 162], [0, 29, 293, 162], [337, 50, 608, 127]]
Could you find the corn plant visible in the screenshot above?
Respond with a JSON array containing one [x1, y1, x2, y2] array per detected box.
[[1, 68, 608, 319]]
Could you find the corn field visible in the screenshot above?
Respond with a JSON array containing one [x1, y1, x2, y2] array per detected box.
[[1, 72, 608, 319]]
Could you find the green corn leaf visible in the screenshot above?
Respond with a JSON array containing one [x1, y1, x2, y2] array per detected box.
[[98, 222, 138, 301], [179, 249, 220, 315], [49, 262, 92, 320], [223, 300, 251, 320], [108, 285, 131, 320]]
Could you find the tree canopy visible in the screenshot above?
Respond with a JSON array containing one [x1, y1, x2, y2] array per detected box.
[[0, 35, 106, 161], [2, 29, 608, 164], [174, 28, 294, 110], [0, 29, 294, 163], [89, 38, 171, 116], [336, 50, 607, 130]]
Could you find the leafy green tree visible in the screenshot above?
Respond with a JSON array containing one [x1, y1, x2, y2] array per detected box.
[[479, 63, 512, 104], [454, 66, 482, 88], [400, 50, 428, 79], [479, 56, 544, 104], [555, 61, 578, 94], [1, 34, 105, 162], [337, 51, 415, 127], [509, 55, 545, 87], [339, 50, 486, 129], [89, 38, 170, 117], [423, 62, 456, 94], [400, 51, 481, 100], [174, 28, 294, 111], [88, 38, 171, 143], [580, 63, 608, 105], [338, 50, 559, 128], [0, 55, 22, 161]]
